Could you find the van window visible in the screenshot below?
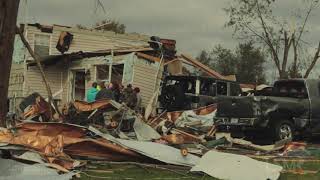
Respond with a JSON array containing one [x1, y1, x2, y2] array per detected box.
[[200, 80, 216, 96], [217, 81, 227, 95], [230, 83, 241, 96]]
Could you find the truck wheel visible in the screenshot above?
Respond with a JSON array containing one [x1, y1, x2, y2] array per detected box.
[[273, 120, 294, 141]]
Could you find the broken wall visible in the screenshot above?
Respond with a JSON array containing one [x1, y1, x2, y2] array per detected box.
[[24, 65, 68, 106], [23, 24, 149, 61], [8, 63, 25, 112], [132, 55, 162, 108]]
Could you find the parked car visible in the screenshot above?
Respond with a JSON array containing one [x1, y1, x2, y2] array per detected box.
[[158, 75, 242, 111], [214, 79, 320, 140]]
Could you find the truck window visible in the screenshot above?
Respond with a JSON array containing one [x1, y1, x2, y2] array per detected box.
[[217, 81, 227, 95], [273, 81, 308, 98]]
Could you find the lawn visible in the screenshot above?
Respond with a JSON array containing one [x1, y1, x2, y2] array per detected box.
[[75, 161, 320, 180]]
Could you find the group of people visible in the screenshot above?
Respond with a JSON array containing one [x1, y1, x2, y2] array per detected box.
[[86, 82, 142, 112]]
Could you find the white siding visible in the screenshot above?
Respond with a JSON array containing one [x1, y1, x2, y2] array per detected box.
[[24, 25, 149, 58], [132, 60, 162, 107], [8, 63, 24, 98], [24, 65, 68, 105]]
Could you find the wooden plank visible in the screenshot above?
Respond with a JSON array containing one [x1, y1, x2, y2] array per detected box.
[[181, 54, 226, 80], [136, 52, 161, 63]]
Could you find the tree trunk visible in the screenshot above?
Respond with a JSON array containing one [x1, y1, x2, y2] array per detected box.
[[292, 38, 299, 78], [0, 0, 20, 127]]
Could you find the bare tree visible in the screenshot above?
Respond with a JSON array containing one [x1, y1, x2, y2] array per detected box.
[[225, 0, 320, 79], [0, 0, 20, 126]]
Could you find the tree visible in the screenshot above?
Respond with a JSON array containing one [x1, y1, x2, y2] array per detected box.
[[236, 42, 266, 84], [225, 0, 320, 79], [197, 50, 211, 66], [0, 0, 20, 126], [197, 46, 237, 76], [211, 45, 238, 76], [197, 42, 266, 84]]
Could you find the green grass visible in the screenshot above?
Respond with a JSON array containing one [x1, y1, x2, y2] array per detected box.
[[74, 160, 320, 180], [75, 163, 217, 180]]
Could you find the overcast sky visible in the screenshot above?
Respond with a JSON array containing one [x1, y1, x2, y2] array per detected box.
[[17, 0, 320, 80], [17, 0, 240, 55]]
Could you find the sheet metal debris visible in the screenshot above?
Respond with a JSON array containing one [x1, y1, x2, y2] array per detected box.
[[191, 151, 283, 180], [89, 126, 200, 167], [0, 158, 75, 180]]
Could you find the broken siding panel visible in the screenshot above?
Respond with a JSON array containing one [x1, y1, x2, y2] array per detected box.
[[49, 27, 148, 55], [25, 66, 67, 102], [50, 35, 115, 54], [132, 61, 159, 107], [25, 25, 149, 59], [8, 63, 24, 98]]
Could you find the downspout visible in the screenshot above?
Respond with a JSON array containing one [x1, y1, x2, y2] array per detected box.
[[108, 49, 113, 83]]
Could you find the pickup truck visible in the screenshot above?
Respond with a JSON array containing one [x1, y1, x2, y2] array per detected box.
[[214, 79, 320, 140]]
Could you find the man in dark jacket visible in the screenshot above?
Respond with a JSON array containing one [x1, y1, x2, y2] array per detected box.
[[122, 84, 133, 103], [95, 82, 114, 100]]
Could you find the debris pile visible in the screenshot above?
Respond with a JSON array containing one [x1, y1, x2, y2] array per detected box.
[[3, 97, 314, 180]]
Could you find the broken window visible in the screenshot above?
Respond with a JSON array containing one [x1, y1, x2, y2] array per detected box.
[[217, 81, 227, 95], [111, 64, 124, 84], [96, 65, 110, 82], [34, 34, 50, 57], [96, 64, 124, 84]]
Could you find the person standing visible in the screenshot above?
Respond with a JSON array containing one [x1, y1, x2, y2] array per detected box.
[[112, 82, 121, 102], [133, 87, 142, 112], [122, 84, 133, 103], [86, 82, 98, 103]]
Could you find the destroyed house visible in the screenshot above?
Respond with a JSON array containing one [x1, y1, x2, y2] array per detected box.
[[9, 23, 164, 112]]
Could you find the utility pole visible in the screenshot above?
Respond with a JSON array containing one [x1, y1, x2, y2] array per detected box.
[[0, 0, 20, 127]]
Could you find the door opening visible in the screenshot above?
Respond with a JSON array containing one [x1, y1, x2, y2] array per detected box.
[[73, 70, 86, 101]]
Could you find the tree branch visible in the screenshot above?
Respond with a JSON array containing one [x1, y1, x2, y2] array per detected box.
[[296, 0, 318, 46], [304, 41, 320, 78], [292, 36, 299, 77], [256, 0, 281, 75]]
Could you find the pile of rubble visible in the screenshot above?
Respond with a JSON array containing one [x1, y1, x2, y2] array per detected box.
[[3, 95, 320, 180]]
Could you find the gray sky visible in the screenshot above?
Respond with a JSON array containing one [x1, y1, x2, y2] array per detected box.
[[17, 0, 320, 79], [18, 0, 320, 54], [17, 0, 236, 55]]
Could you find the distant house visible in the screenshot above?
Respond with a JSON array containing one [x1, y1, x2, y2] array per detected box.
[[9, 23, 163, 112]]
